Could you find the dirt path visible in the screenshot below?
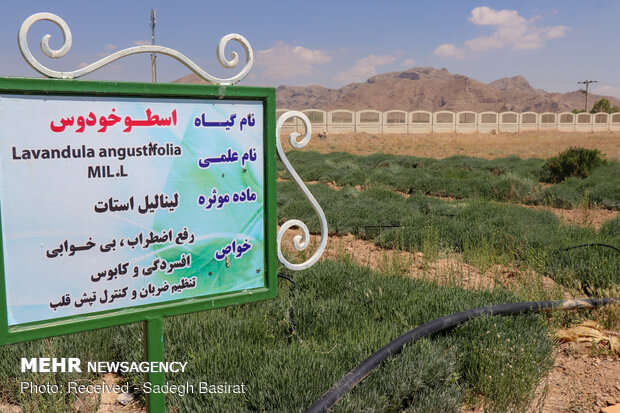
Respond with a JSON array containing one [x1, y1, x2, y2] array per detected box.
[[95, 374, 143, 413], [466, 338, 620, 413], [527, 204, 619, 230], [280, 231, 570, 298], [529, 340, 620, 413]]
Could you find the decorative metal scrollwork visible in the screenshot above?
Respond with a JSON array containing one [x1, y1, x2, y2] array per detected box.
[[18, 12, 253, 84], [18, 13, 324, 269], [276, 112, 328, 270]]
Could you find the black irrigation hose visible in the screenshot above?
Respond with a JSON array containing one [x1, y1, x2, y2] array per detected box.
[[278, 273, 302, 343], [305, 297, 619, 413], [277, 273, 299, 292], [364, 225, 402, 229], [552, 243, 620, 255]]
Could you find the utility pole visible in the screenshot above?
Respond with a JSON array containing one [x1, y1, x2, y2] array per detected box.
[[578, 80, 597, 112], [150, 9, 156, 83]]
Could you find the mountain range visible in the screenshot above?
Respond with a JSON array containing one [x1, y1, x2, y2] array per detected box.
[[174, 67, 620, 113]]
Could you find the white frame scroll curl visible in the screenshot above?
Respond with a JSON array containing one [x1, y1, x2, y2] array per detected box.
[[18, 12, 253, 85], [16, 12, 326, 271], [276, 111, 328, 270]]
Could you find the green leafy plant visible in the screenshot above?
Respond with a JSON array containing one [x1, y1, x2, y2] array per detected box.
[[590, 98, 620, 114], [540, 147, 606, 184]]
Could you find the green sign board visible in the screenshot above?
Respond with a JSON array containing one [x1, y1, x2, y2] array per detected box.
[[0, 77, 277, 345]]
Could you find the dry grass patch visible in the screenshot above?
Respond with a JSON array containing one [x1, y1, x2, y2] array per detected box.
[[281, 131, 620, 161], [526, 204, 620, 230], [95, 374, 143, 413]]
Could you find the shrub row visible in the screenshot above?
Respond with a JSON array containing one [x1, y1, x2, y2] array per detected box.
[[280, 151, 620, 210], [278, 182, 620, 291]]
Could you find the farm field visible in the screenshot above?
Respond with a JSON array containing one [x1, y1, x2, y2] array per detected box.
[[278, 132, 619, 412], [292, 130, 620, 161], [1, 132, 619, 412]]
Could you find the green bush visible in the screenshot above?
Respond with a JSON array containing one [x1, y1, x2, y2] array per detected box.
[[278, 182, 620, 291], [540, 147, 606, 184], [537, 164, 620, 210], [590, 98, 620, 114], [539, 180, 583, 209], [280, 150, 620, 210], [0, 325, 143, 413], [600, 216, 620, 237]]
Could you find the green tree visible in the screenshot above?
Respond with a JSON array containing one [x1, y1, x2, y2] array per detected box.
[[590, 98, 620, 114]]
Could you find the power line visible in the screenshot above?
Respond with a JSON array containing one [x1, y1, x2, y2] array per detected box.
[[577, 80, 597, 111], [150, 9, 156, 83]]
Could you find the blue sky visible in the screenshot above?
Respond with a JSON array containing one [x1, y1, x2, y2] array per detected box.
[[1, 1, 619, 98]]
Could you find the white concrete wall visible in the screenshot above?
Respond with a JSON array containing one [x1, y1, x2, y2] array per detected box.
[[383, 110, 408, 134], [592, 113, 609, 132], [575, 113, 592, 132], [433, 111, 455, 133], [478, 112, 498, 133], [327, 110, 355, 134], [557, 112, 575, 132], [356, 110, 383, 134], [280, 108, 620, 134], [499, 111, 519, 133], [409, 111, 432, 134], [303, 109, 327, 133], [519, 112, 538, 131], [610, 113, 620, 132], [539, 113, 557, 131], [457, 111, 477, 134]]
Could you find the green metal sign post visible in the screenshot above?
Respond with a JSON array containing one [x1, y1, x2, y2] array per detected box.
[[144, 317, 165, 412], [0, 77, 277, 412]]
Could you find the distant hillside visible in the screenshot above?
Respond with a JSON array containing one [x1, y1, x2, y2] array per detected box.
[[174, 67, 620, 113]]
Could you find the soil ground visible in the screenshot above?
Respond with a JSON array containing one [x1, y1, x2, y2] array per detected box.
[[528, 340, 620, 413], [526, 205, 619, 231], [281, 232, 568, 298], [94, 374, 143, 413]]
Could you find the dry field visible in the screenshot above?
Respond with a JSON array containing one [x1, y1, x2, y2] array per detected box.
[[282, 130, 620, 161]]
